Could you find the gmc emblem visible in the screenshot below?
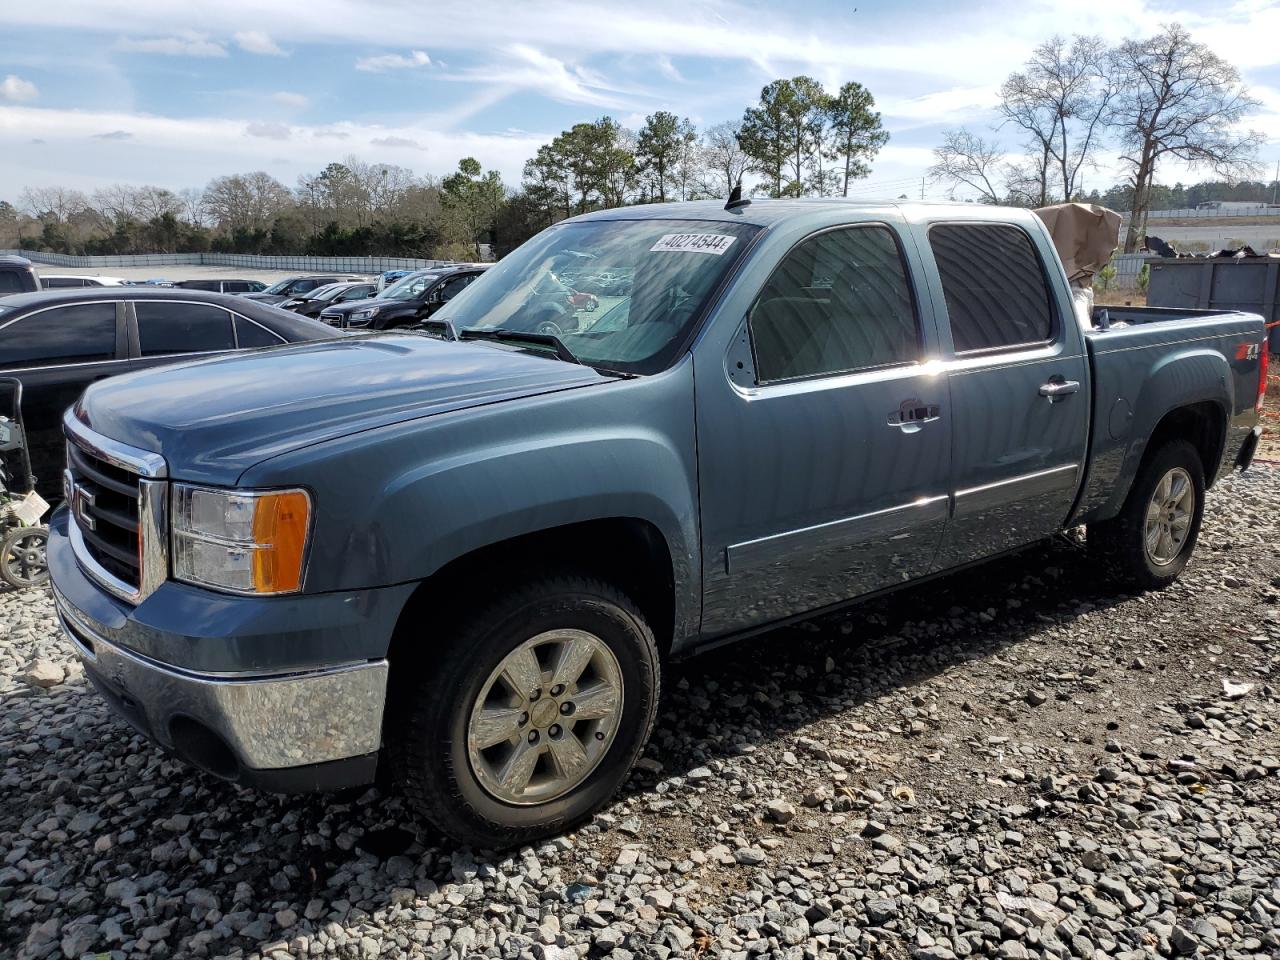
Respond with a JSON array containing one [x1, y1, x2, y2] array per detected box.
[[73, 484, 97, 532]]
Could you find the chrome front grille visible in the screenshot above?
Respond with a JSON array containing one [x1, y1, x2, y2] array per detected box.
[[66, 442, 141, 587], [63, 411, 169, 604]]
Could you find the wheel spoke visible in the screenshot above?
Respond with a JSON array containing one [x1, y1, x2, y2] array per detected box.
[[501, 646, 543, 700], [547, 731, 589, 780], [471, 706, 525, 749], [497, 739, 541, 795], [551, 634, 595, 688], [1168, 473, 1189, 506], [1145, 522, 1163, 555], [572, 681, 620, 721]]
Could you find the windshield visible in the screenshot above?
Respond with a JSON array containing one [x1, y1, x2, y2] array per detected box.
[[303, 283, 343, 301], [263, 277, 295, 295], [440, 219, 758, 374], [380, 272, 440, 300]]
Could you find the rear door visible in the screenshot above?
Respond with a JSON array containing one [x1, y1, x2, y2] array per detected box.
[[919, 220, 1089, 569], [696, 220, 952, 637], [0, 301, 128, 496], [127, 300, 238, 372]]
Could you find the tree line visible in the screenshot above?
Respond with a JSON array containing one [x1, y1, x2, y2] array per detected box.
[[0, 75, 888, 260], [927, 23, 1267, 252]]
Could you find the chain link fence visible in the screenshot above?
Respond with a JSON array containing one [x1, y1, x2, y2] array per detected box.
[[0, 250, 455, 272]]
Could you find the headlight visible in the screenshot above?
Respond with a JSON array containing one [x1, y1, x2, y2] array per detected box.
[[348, 307, 378, 326], [171, 484, 312, 594]]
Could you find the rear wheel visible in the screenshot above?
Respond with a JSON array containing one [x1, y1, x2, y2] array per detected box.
[[0, 525, 48, 590], [1090, 439, 1205, 590], [388, 576, 660, 847]]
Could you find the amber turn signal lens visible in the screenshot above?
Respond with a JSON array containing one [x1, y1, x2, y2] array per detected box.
[[250, 490, 311, 593]]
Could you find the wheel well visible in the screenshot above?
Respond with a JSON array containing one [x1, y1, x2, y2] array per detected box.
[[1145, 401, 1226, 486], [388, 518, 676, 666]]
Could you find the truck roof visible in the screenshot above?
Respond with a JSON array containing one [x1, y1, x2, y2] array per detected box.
[[568, 197, 1014, 229]]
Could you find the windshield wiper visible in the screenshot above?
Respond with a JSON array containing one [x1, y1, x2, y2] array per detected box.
[[459, 328, 581, 364]]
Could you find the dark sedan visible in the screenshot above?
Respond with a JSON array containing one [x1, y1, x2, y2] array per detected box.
[[0, 288, 339, 499], [319, 266, 487, 329], [280, 281, 377, 318], [243, 275, 364, 306]]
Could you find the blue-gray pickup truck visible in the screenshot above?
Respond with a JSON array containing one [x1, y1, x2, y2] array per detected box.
[[48, 200, 1267, 846]]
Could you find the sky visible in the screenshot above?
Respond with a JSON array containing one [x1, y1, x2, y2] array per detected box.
[[0, 0, 1277, 205]]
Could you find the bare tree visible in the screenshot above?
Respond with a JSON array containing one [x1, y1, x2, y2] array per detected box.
[[133, 186, 182, 221], [701, 120, 749, 197], [18, 185, 88, 223], [999, 35, 1116, 206], [203, 171, 292, 233], [928, 129, 1005, 202], [1111, 23, 1263, 251], [178, 187, 206, 227]]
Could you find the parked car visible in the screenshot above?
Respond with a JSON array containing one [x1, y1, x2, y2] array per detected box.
[[50, 200, 1266, 848], [376, 269, 415, 291], [41, 275, 127, 289], [243, 275, 365, 306], [280, 281, 377, 318], [0, 288, 338, 500], [175, 279, 268, 294], [0, 255, 40, 296], [318, 265, 487, 329]]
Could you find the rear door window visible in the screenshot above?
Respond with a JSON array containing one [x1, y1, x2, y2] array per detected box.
[[234, 316, 285, 348], [0, 303, 118, 368], [134, 301, 236, 355], [928, 223, 1056, 353]]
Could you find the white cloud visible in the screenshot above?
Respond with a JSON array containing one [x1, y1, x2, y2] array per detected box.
[[354, 50, 431, 72], [0, 104, 547, 190], [92, 129, 133, 140], [117, 31, 227, 57], [441, 44, 630, 109], [246, 121, 291, 140], [371, 136, 420, 148], [271, 91, 309, 109], [235, 30, 285, 56], [0, 75, 38, 103], [656, 55, 682, 83]]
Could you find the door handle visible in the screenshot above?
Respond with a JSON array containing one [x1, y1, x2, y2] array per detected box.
[[888, 402, 941, 433], [1039, 379, 1080, 401]]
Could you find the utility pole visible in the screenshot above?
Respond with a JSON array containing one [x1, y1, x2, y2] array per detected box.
[[920, 176, 925, 201], [1272, 159, 1278, 206]]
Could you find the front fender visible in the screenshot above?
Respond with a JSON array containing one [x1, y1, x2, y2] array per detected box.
[[240, 366, 702, 646]]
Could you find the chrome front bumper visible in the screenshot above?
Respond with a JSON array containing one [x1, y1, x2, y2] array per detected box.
[[54, 584, 388, 774]]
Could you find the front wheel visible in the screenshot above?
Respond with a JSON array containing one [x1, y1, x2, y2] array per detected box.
[[0, 525, 49, 589], [388, 576, 660, 847], [1090, 439, 1205, 590]]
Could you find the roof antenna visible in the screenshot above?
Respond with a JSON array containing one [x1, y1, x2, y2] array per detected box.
[[725, 180, 751, 211]]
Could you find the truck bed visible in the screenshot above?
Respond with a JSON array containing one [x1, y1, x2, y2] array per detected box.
[[1072, 304, 1266, 526]]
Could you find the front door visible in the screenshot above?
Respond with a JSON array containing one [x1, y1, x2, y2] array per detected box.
[[696, 221, 952, 638], [920, 221, 1090, 569]]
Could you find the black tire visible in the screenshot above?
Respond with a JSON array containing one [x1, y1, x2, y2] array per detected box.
[[0, 525, 49, 590], [387, 576, 660, 848], [1090, 439, 1205, 590]]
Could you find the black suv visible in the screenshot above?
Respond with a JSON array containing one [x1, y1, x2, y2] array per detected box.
[[0, 288, 337, 499], [175, 279, 268, 294], [243, 275, 364, 306], [0, 256, 40, 296], [319, 266, 487, 329]]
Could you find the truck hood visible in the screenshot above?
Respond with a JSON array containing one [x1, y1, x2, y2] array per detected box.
[[77, 333, 611, 484]]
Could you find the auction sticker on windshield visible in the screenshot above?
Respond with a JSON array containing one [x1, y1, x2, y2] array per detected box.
[[649, 233, 737, 255]]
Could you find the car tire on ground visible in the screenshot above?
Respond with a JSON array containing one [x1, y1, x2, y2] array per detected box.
[[387, 575, 660, 848], [1090, 438, 1205, 590]]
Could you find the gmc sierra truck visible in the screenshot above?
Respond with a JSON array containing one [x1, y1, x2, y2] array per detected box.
[[48, 200, 1267, 847]]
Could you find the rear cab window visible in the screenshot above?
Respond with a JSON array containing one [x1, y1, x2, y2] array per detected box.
[[927, 222, 1057, 353]]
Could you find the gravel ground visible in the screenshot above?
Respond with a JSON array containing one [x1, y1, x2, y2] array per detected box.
[[2, 468, 1278, 960]]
